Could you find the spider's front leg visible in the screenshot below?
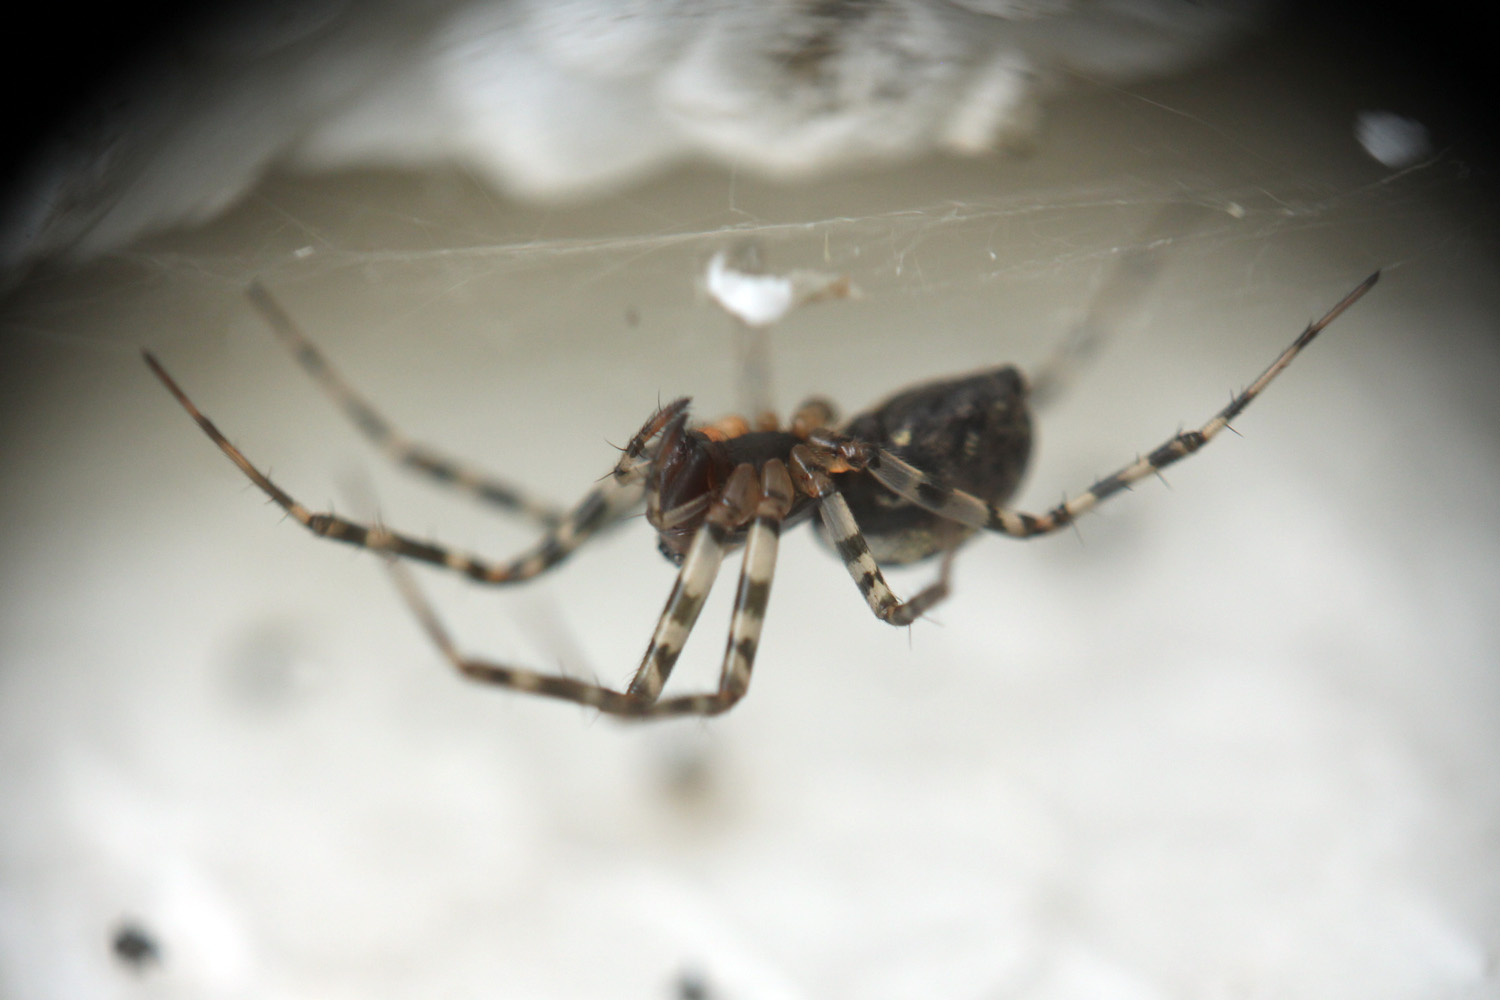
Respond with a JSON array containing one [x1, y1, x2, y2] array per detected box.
[[144, 352, 641, 584]]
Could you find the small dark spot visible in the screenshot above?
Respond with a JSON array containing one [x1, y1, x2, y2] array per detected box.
[[221, 620, 313, 710], [112, 920, 160, 970], [625, 306, 640, 328], [1221, 394, 1252, 422], [676, 967, 712, 1000], [659, 745, 717, 805]]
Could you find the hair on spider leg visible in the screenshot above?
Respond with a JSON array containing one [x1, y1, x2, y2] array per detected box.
[[147, 270, 1378, 718]]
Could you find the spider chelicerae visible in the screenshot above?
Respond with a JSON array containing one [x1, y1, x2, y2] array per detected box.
[[145, 270, 1377, 719]]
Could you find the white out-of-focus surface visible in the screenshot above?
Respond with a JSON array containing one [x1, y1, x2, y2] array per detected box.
[[2, 0, 1269, 272], [2, 14, 1498, 1000]]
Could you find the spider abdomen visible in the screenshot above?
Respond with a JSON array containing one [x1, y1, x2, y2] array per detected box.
[[830, 366, 1033, 565]]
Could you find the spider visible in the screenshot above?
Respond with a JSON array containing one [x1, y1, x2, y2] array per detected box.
[[145, 271, 1378, 719]]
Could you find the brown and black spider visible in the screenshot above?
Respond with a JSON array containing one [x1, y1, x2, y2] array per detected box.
[[145, 271, 1378, 719]]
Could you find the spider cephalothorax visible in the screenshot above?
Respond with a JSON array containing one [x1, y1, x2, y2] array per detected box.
[[145, 272, 1377, 718], [642, 404, 816, 564]]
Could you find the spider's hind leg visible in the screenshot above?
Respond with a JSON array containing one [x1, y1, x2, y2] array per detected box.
[[829, 272, 1380, 540]]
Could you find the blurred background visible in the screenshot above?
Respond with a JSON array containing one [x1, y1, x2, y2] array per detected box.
[[1, 2, 1497, 998]]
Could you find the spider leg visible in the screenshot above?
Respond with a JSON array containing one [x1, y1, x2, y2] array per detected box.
[[390, 461, 784, 719], [246, 284, 564, 527], [624, 462, 761, 703], [822, 272, 1379, 539], [637, 459, 795, 716], [790, 445, 952, 626], [389, 560, 645, 713], [699, 413, 755, 441], [144, 351, 640, 583]]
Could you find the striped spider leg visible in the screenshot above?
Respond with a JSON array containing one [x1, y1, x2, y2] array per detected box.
[[149, 271, 1375, 719], [394, 460, 797, 717], [700, 395, 959, 633], [143, 352, 648, 585], [789, 442, 955, 627], [815, 271, 1381, 541], [378, 395, 949, 716], [146, 345, 809, 717], [244, 283, 565, 528]]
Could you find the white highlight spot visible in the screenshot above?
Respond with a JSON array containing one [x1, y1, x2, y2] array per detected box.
[[1355, 111, 1432, 168], [706, 250, 856, 328]]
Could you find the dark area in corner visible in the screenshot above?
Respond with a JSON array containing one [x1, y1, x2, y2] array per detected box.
[[2, 1, 1492, 213], [1296, 1, 1495, 166]]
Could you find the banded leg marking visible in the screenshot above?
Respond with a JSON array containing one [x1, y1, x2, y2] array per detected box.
[[246, 283, 564, 527], [625, 463, 761, 703], [392, 461, 792, 719], [858, 272, 1380, 539], [646, 460, 795, 716], [388, 559, 647, 713], [790, 445, 949, 626], [719, 504, 780, 700], [145, 351, 638, 584], [624, 520, 729, 703]]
